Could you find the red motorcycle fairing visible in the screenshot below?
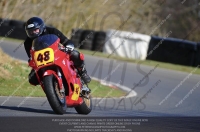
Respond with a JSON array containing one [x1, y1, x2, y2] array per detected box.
[[29, 35, 83, 107]]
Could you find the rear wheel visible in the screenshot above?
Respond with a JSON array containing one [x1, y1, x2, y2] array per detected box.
[[43, 75, 66, 114], [75, 89, 92, 115]]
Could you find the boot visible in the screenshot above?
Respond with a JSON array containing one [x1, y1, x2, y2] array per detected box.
[[77, 64, 91, 83]]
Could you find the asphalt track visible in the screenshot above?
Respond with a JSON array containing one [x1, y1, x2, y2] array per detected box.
[[0, 40, 200, 131]]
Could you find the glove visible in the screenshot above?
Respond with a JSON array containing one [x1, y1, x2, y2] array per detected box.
[[65, 44, 74, 53]]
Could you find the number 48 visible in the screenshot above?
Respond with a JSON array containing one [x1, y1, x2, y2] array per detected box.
[[37, 51, 50, 62]]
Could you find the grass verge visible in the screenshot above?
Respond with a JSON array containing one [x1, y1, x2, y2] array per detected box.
[[0, 48, 126, 98]]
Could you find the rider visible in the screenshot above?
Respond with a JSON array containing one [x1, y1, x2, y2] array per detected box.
[[24, 17, 91, 85]]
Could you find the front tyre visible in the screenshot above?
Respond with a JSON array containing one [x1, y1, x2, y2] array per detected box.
[[43, 75, 66, 114]]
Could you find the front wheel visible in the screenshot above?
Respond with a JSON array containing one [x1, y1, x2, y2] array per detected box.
[[43, 75, 66, 114], [75, 94, 92, 115]]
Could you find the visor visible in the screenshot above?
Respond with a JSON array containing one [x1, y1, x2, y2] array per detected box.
[[26, 28, 40, 38]]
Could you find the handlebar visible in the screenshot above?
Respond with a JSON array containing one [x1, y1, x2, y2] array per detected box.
[[58, 44, 66, 52]]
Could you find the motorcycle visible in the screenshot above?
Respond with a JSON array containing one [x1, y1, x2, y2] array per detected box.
[[28, 34, 92, 115]]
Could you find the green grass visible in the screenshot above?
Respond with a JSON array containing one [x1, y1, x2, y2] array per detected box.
[[89, 80, 125, 98], [0, 59, 126, 98], [0, 36, 24, 43]]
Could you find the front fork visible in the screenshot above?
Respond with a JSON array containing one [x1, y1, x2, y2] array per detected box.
[[57, 68, 65, 93], [56, 68, 66, 108]]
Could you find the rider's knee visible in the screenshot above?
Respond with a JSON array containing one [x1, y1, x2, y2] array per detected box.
[[70, 50, 84, 67]]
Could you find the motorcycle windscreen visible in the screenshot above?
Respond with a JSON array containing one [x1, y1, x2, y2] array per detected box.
[[32, 34, 59, 67], [32, 34, 59, 51]]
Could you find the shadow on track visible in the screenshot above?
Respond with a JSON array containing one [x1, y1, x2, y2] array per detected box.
[[0, 106, 75, 115]]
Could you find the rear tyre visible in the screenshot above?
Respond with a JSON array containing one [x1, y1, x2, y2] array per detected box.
[[75, 94, 92, 115], [43, 75, 66, 114]]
